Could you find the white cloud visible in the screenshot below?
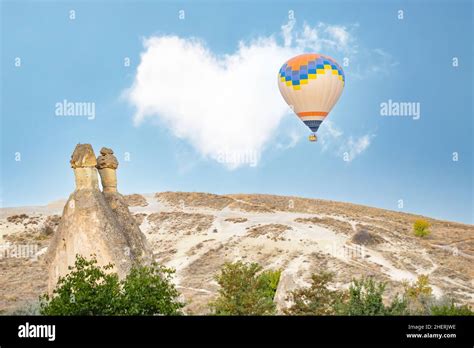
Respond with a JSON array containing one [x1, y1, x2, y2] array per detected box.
[[275, 129, 303, 150], [125, 19, 381, 168], [323, 120, 343, 139], [126, 35, 294, 169], [350, 48, 398, 80], [319, 120, 374, 161], [291, 22, 356, 55], [325, 25, 350, 47], [343, 135, 372, 162], [281, 19, 295, 47]]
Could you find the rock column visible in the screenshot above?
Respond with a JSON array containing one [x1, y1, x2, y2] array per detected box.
[[96, 147, 119, 193], [70, 144, 99, 190]]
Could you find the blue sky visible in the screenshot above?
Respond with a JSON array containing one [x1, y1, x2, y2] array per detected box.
[[1, 0, 472, 224]]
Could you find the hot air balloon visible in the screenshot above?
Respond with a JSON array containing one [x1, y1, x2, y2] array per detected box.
[[278, 53, 345, 142]]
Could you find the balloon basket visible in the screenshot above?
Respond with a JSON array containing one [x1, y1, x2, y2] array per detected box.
[[308, 134, 317, 142]]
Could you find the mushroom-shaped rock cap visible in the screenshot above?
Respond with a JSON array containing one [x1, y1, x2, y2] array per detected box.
[[70, 144, 97, 168], [100, 147, 114, 155], [96, 147, 119, 170]]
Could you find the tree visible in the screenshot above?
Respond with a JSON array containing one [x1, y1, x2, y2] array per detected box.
[[336, 277, 408, 316], [40, 256, 121, 315], [40, 255, 184, 315], [284, 272, 344, 315], [119, 263, 184, 315], [402, 275, 473, 315], [404, 274, 432, 298], [413, 219, 431, 237], [209, 261, 280, 315], [403, 274, 434, 314], [338, 278, 387, 315]]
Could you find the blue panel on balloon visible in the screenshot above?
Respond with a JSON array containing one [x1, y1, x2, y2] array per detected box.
[[303, 120, 322, 132]]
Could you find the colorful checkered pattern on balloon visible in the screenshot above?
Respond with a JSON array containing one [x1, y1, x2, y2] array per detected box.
[[279, 54, 345, 90]]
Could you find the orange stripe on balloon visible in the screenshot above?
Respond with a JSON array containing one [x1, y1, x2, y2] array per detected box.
[[286, 54, 320, 70], [297, 111, 328, 116]]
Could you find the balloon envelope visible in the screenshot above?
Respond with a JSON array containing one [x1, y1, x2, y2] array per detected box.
[[278, 53, 345, 133]]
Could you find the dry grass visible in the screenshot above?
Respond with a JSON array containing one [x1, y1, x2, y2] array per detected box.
[[6, 214, 29, 224], [0, 258, 47, 314], [124, 194, 148, 207], [155, 192, 234, 210], [227, 200, 274, 213], [147, 211, 215, 235], [247, 224, 292, 241], [295, 216, 354, 235], [4, 222, 56, 247], [224, 217, 248, 223]]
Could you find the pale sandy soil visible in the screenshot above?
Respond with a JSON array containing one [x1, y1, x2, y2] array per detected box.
[[0, 192, 472, 314]]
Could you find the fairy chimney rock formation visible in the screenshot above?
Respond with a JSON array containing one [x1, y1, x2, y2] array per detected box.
[[96, 147, 118, 193], [70, 144, 99, 190], [45, 144, 151, 293], [98, 146, 152, 270]]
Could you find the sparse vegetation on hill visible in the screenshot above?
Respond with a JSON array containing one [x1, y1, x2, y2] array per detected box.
[[285, 272, 408, 315], [285, 272, 472, 316], [123, 194, 148, 207], [6, 214, 29, 224], [247, 224, 292, 241], [155, 191, 234, 210], [2, 191, 473, 314], [29, 257, 474, 316], [224, 217, 248, 223], [147, 211, 214, 235]]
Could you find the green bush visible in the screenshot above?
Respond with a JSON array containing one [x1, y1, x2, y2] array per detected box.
[[430, 300, 473, 316], [413, 219, 431, 237], [284, 272, 344, 315], [259, 269, 282, 301], [337, 277, 409, 315], [386, 295, 410, 315], [285, 274, 408, 316], [209, 261, 280, 315], [118, 263, 185, 315], [284, 271, 472, 317], [338, 278, 388, 315], [40, 255, 184, 315]]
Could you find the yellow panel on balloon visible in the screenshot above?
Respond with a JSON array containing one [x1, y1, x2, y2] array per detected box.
[[293, 85, 301, 90], [308, 74, 316, 79], [316, 69, 325, 74], [324, 64, 331, 69], [300, 79, 308, 84]]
